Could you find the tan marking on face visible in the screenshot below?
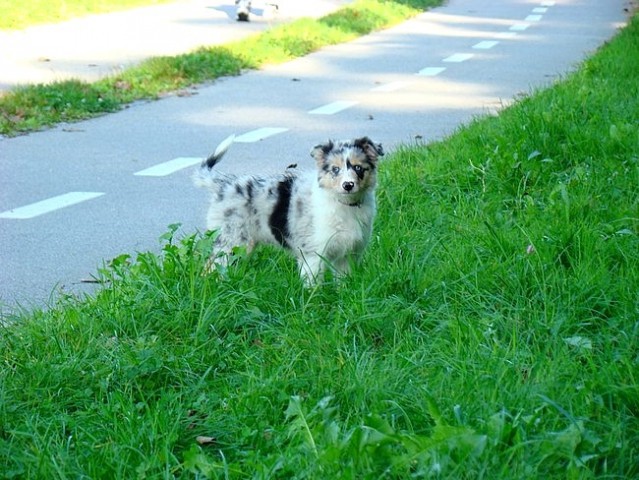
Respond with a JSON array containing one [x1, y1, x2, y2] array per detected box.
[[317, 147, 376, 195]]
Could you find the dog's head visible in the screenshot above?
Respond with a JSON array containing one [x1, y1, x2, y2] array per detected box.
[[311, 137, 384, 203]]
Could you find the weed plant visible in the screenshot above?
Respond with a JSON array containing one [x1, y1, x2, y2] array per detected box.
[[1, 11, 638, 480], [0, 0, 440, 136]]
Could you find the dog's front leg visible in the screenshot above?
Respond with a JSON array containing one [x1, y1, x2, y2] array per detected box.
[[298, 254, 324, 286]]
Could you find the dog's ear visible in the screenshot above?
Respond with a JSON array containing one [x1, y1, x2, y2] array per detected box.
[[354, 137, 384, 163], [310, 140, 334, 165]]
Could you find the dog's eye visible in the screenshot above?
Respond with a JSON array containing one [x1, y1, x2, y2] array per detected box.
[[331, 166, 340, 175], [353, 165, 363, 173]]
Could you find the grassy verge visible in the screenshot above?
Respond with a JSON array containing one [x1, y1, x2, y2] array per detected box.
[[0, 0, 440, 136], [2, 11, 638, 480], [0, 0, 175, 30]]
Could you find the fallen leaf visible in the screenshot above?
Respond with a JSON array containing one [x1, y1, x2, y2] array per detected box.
[[196, 436, 216, 445]]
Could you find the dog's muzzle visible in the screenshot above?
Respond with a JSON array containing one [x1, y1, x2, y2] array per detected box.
[[342, 181, 355, 192]]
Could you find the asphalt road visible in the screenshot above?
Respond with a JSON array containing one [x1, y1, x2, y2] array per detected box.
[[0, 0, 629, 312]]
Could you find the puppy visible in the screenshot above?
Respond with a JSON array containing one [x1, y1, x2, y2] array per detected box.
[[193, 135, 384, 284]]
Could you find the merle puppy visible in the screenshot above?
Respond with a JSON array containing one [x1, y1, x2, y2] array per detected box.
[[194, 135, 384, 284]]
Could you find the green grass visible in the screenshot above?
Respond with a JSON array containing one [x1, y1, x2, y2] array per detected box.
[[0, 0, 174, 30], [0, 0, 438, 136], [2, 10, 639, 480]]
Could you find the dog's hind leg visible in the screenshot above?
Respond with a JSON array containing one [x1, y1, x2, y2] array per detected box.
[[202, 227, 239, 273]]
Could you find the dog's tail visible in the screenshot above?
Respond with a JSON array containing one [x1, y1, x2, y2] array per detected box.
[[202, 134, 236, 170], [194, 134, 236, 189]]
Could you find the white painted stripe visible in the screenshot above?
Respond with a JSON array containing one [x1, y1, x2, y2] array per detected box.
[[525, 14, 543, 22], [0, 192, 105, 220], [417, 66, 446, 76], [308, 101, 358, 115], [234, 127, 289, 142], [532, 7, 548, 13], [134, 157, 202, 177], [443, 53, 474, 63], [371, 81, 411, 92], [510, 23, 530, 31], [541, 1, 555, 6], [473, 40, 499, 49]]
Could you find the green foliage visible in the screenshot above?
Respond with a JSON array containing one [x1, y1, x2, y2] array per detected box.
[[281, 395, 487, 477], [0, 80, 120, 132], [321, 0, 418, 35], [1, 10, 639, 480]]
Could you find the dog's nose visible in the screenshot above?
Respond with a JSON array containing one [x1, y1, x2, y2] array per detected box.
[[342, 181, 355, 192]]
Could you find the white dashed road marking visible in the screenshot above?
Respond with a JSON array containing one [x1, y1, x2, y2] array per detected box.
[[308, 101, 358, 115], [525, 14, 543, 22], [0, 192, 105, 220], [417, 66, 446, 76], [443, 53, 474, 63], [134, 157, 203, 177], [473, 40, 499, 49], [233, 127, 289, 142], [510, 23, 530, 31], [135, 128, 289, 178]]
